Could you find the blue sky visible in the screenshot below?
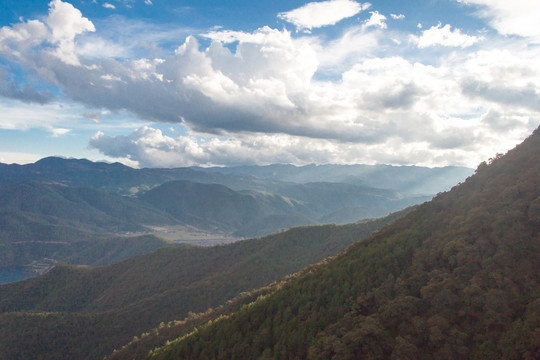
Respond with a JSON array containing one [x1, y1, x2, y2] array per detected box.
[[0, 0, 539, 168]]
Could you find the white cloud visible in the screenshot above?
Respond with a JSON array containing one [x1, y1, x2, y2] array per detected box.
[[144, 0, 153, 5], [0, 0, 95, 66], [88, 126, 487, 168], [390, 14, 405, 20], [362, 11, 387, 30], [278, 0, 369, 31], [103, 3, 116, 9], [457, 0, 540, 41], [45, 0, 96, 65], [411, 23, 483, 48], [313, 26, 380, 72], [0, 19, 48, 55], [47, 125, 71, 137]]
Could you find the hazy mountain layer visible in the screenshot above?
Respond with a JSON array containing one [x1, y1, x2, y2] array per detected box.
[[0, 175, 423, 270], [196, 163, 473, 195], [0, 156, 472, 196]]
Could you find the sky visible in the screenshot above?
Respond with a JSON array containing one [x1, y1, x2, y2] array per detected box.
[[0, 0, 539, 168]]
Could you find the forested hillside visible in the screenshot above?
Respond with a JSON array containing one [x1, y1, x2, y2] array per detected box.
[[0, 181, 178, 268], [0, 209, 410, 360], [145, 128, 540, 359]]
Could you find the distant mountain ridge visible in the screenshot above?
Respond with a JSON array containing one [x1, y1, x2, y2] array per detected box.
[[0, 156, 472, 196], [196, 163, 473, 195]]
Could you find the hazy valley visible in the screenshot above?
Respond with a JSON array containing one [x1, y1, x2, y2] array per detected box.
[[0, 158, 471, 276]]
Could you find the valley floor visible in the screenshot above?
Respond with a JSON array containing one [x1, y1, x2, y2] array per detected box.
[[146, 225, 241, 246]]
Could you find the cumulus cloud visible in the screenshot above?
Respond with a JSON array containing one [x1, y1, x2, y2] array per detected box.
[[461, 80, 540, 112], [411, 23, 482, 48], [45, 0, 96, 65], [457, 48, 540, 113], [390, 14, 405, 20], [103, 3, 116, 10], [458, 0, 540, 41], [88, 126, 329, 167], [278, 0, 369, 31], [0, 0, 95, 66]]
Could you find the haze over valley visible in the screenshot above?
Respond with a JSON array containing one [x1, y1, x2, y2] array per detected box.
[[0, 157, 472, 279]]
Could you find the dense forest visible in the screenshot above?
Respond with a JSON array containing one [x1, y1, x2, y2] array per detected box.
[[0, 210, 410, 360], [141, 128, 540, 359]]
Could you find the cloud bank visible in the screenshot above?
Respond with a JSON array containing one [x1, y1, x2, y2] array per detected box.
[[0, 0, 539, 168]]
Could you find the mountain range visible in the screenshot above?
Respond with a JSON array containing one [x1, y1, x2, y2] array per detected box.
[[0, 157, 472, 196], [0, 158, 471, 271]]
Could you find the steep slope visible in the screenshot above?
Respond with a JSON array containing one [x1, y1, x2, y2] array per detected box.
[[146, 128, 540, 360], [0, 209, 410, 360]]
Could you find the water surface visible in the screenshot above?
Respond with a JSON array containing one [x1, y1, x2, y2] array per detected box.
[[0, 268, 32, 285]]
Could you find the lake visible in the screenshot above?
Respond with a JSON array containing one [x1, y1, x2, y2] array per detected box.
[[0, 268, 32, 285]]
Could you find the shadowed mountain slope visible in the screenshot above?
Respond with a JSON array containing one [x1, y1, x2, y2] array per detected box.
[[0, 181, 178, 268], [0, 181, 176, 231], [139, 180, 286, 232], [145, 128, 540, 360]]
